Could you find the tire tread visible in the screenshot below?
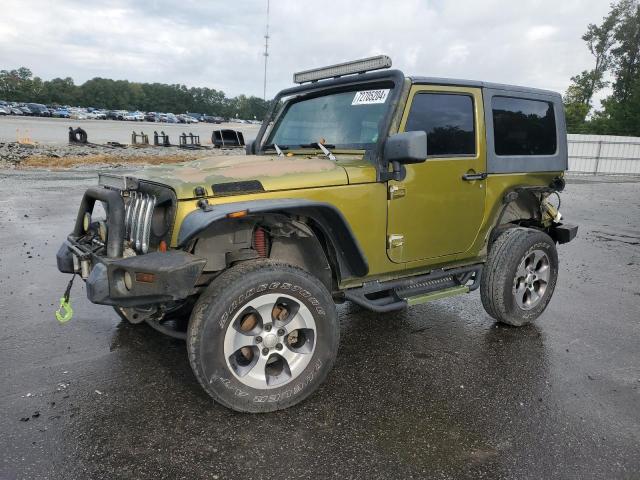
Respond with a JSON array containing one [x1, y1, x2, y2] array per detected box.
[[481, 227, 557, 326]]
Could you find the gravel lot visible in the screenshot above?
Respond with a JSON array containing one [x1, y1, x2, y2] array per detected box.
[[0, 170, 639, 480], [0, 117, 257, 168]]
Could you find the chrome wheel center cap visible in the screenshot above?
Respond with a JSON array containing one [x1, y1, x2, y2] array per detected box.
[[263, 333, 278, 349]]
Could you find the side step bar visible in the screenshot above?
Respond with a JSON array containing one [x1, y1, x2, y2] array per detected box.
[[344, 264, 483, 313]]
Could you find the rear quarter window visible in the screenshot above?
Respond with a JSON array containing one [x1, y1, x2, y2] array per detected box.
[[492, 96, 557, 156]]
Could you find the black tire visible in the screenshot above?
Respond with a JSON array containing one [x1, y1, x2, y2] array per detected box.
[[481, 227, 558, 326], [187, 259, 339, 413]]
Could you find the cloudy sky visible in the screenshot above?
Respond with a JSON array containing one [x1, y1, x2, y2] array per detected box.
[[0, 0, 611, 102]]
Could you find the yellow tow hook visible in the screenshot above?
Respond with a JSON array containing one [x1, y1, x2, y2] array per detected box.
[[55, 274, 76, 324]]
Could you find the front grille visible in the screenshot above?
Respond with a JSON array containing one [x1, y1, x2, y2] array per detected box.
[[124, 191, 156, 253]]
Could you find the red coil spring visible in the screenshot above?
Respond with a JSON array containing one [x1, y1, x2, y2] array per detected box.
[[254, 227, 267, 257]]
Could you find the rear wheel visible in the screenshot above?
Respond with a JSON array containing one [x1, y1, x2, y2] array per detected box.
[[187, 259, 339, 413], [481, 227, 558, 326]]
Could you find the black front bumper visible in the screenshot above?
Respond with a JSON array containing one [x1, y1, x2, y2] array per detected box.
[[57, 186, 206, 307], [57, 242, 206, 307]]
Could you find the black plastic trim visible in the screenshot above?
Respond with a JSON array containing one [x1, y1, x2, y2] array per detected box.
[[71, 187, 124, 258], [85, 250, 206, 307], [211, 180, 265, 196]]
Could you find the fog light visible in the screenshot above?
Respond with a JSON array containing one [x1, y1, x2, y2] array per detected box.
[[123, 271, 133, 291], [83, 212, 91, 232]]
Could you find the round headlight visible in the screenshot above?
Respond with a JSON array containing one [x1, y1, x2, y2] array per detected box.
[[123, 271, 133, 291], [83, 212, 91, 232]]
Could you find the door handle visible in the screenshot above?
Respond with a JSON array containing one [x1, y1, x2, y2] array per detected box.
[[462, 172, 487, 181]]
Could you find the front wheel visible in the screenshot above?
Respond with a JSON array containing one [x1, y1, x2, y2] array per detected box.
[[481, 227, 559, 326], [187, 260, 339, 413]]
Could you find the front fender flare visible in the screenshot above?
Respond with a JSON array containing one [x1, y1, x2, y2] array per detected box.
[[177, 199, 369, 278]]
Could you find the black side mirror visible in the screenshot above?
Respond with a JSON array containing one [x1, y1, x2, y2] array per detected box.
[[383, 131, 427, 165]]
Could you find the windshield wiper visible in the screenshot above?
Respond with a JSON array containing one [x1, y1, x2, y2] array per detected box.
[[299, 142, 336, 161], [263, 143, 288, 157]]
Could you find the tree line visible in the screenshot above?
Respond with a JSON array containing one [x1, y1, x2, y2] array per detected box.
[[0, 68, 272, 120], [564, 0, 640, 135]]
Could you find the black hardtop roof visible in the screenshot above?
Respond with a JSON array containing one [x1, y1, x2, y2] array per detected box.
[[277, 69, 561, 100], [409, 76, 561, 98]]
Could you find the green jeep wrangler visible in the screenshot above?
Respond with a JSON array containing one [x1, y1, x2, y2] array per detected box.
[[57, 56, 577, 412]]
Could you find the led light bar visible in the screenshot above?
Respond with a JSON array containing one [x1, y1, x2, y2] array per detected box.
[[98, 173, 139, 190], [293, 55, 392, 84]]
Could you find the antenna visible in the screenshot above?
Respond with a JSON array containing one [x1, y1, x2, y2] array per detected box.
[[263, 0, 270, 101]]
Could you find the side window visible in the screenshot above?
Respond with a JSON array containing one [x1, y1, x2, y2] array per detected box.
[[405, 93, 475, 156], [492, 97, 557, 156]]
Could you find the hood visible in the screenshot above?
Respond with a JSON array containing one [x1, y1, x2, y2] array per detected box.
[[133, 153, 361, 199]]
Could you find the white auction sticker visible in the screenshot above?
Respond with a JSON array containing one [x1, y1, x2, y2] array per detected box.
[[351, 89, 390, 105]]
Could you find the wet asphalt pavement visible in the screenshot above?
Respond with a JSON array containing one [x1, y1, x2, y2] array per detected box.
[[0, 170, 639, 480]]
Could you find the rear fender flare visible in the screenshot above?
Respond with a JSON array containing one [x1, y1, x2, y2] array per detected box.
[[177, 199, 369, 279], [485, 186, 544, 251]]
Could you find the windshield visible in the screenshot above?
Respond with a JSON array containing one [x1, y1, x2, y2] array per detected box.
[[266, 86, 394, 150]]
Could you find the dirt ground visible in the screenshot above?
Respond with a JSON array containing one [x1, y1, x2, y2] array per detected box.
[[0, 170, 639, 480]]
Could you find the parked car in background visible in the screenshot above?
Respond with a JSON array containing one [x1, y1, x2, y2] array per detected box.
[[124, 111, 144, 121], [203, 115, 223, 124], [158, 113, 178, 123], [0, 102, 229, 123], [177, 114, 198, 124], [69, 108, 87, 120], [26, 103, 51, 117], [90, 110, 107, 120], [53, 108, 70, 118], [106, 110, 123, 120], [186, 112, 205, 122]]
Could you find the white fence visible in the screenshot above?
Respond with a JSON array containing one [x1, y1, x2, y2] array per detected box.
[[568, 134, 640, 175]]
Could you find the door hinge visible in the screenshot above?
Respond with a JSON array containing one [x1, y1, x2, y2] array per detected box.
[[388, 234, 405, 248], [388, 184, 406, 200]]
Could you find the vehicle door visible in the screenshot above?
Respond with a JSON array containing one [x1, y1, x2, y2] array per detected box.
[[386, 85, 487, 263]]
